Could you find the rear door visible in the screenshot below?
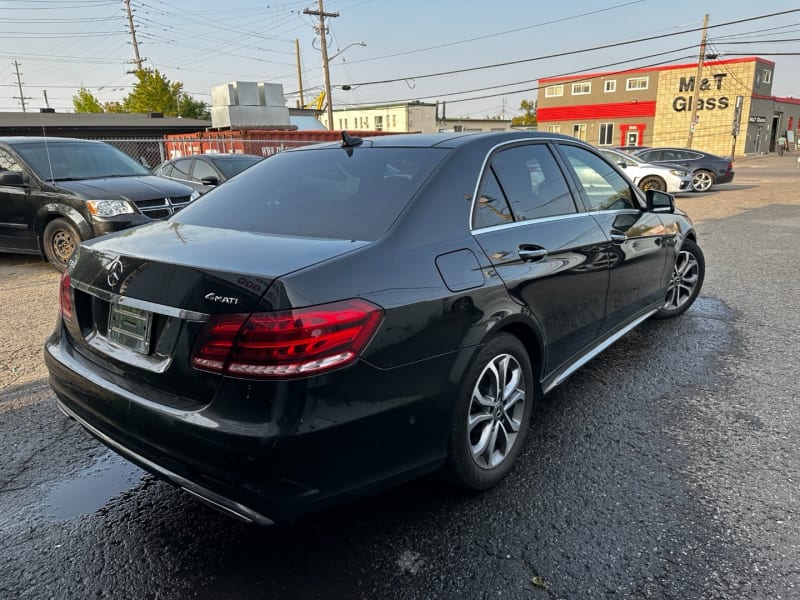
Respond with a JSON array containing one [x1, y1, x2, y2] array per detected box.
[[471, 141, 611, 375], [555, 143, 671, 333]]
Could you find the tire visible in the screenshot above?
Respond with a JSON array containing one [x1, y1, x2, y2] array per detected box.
[[638, 175, 666, 192], [444, 333, 534, 490], [653, 238, 705, 319], [691, 169, 715, 192], [42, 218, 82, 272]]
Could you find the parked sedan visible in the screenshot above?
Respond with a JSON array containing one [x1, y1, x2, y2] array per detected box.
[[154, 153, 262, 193], [599, 148, 692, 193], [633, 147, 734, 192], [46, 132, 705, 525]]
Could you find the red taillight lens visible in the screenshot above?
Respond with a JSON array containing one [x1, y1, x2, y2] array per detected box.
[[192, 299, 383, 378], [59, 271, 73, 321]]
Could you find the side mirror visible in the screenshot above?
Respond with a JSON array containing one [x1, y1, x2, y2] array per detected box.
[[0, 171, 25, 186], [645, 189, 675, 213], [616, 160, 627, 169], [200, 176, 219, 186]]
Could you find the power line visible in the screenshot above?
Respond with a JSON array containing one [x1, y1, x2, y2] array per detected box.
[[335, 8, 800, 88]]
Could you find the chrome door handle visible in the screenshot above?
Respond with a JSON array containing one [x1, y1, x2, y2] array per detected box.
[[610, 232, 627, 244], [518, 247, 548, 262]]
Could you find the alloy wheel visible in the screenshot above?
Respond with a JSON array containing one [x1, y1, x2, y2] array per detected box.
[[692, 170, 714, 192], [664, 248, 700, 311], [467, 353, 526, 470]]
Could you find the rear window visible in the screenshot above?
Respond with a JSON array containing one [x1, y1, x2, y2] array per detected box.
[[175, 146, 448, 241], [215, 156, 262, 178]]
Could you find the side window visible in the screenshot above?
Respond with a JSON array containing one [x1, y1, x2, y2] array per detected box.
[[473, 169, 512, 229], [191, 159, 217, 182], [490, 144, 576, 220], [171, 159, 192, 179], [0, 149, 23, 173], [559, 144, 637, 211], [159, 163, 173, 177]]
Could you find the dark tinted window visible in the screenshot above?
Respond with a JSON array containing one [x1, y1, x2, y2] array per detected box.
[[559, 144, 636, 211], [191, 159, 217, 182], [215, 156, 261, 179], [175, 147, 448, 241], [491, 144, 576, 220], [170, 159, 192, 179], [13, 141, 151, 181], [473, 170, 512, 229]]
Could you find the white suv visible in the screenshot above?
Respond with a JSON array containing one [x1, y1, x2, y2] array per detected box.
[[600, 148, 692, 193]]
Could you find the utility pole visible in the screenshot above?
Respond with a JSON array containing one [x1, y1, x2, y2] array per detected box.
[[295, 39, 305, 108], [686, 13, 709, 148], [123, 0, 146, 72], [304, 0, 339, 129], [12, 60, 30, 112]]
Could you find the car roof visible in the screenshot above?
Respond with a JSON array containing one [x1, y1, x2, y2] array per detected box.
[[299, 131, 583, 151], [0, 136, 105, 146]]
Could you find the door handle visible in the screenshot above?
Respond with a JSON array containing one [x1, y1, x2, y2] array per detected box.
[[518, 246, 548, 262], [610, 232, 627, 244]]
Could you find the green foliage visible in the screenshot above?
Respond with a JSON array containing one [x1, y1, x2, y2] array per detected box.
[[511, 99, 537, 127], [178, 93, 210, 120], [72, 87, 103, 113], [123, 69, 183, 115], [71, 69, 209, 119]]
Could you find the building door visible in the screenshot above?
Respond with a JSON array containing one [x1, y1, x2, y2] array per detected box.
[[626, 130, 639, 146], [770, 115, 781, 152]]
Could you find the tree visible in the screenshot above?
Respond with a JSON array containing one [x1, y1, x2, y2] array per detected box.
[[511, 99, 537, 127], [72, 87, 103, 113], [123, 69, 183, 115], [177, 93, 210, 120]]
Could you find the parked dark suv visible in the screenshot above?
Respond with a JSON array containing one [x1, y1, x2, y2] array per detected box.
[[0, 137, 196, 270]]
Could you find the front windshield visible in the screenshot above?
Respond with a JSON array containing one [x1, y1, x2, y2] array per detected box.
[[14, 141, 151, 181]]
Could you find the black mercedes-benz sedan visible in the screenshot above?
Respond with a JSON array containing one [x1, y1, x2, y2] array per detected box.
[[45, 131, 705, 525]]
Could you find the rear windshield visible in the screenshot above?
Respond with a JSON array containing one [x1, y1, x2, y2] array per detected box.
[[14, 141, 151, 181], [174, 146, 448, 241]]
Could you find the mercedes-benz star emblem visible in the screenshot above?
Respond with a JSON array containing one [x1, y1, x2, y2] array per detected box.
[[106, 257, 124, 288]]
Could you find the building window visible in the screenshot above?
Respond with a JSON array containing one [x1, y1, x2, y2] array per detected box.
[[572, 124, 587, 141], [344, 118, 348, 129], [392, 115, 397, 127], [572, 82, 591, 95], [626, 77, 649, 91], [763, 69, 772, 84], [547, 124, 561, 133], [604, 80, 616, 93], [598, 123, 614, 146], [375, 115, 383, 131], [545, 85, 564, 97]]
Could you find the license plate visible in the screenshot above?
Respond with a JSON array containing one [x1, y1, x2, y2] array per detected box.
[[108, 303, 152, 354]]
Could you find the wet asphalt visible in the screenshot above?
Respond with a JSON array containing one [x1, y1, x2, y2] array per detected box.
[[1, 183, 799, 598]]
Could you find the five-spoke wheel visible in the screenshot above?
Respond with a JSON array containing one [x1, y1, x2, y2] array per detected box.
[[691, 169, 715, 192], [445, 334, 533, 490]]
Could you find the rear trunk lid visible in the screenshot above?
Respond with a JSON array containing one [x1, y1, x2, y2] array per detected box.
[[64, 221, 368, 407]]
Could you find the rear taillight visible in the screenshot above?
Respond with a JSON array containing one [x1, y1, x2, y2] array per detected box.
[[59, 271, 73, 321], [192, 299, 383, 378]]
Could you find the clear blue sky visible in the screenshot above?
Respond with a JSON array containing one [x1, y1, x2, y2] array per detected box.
[[1, 0, 798, 116]]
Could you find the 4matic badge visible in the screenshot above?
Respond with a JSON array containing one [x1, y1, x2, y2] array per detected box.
[[205, 293, 240, 305]]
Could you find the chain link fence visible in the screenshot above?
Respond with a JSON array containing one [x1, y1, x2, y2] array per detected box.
[[94, 136, 328, 169]]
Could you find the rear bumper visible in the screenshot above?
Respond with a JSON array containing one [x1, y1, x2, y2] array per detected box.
[[716, 171, 735, 185], [44, 326, 461, 524]]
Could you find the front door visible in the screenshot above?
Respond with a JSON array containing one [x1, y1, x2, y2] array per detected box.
[[0, 147, 38, 252], [626, 130, 639, 146], [555, 143, 671, 333]]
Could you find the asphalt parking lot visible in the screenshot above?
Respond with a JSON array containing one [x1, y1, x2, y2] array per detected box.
[[1, 153, 799, 599]]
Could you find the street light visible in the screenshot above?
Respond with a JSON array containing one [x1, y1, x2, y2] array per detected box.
[[323, 41, 366, 129]]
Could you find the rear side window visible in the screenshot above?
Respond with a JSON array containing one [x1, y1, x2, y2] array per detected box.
[[490, 144, 576, 220], [175, 147, 448, 241]]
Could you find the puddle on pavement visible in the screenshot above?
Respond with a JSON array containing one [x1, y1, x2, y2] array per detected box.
[[42, 450, 145, 520]]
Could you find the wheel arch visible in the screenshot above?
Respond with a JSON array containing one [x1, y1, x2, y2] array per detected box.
[[489, 316, 545, 397], [34, 205, 91, 253]]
